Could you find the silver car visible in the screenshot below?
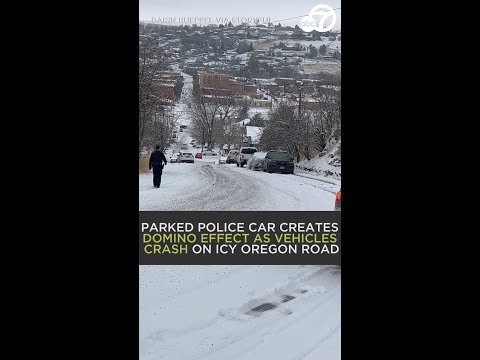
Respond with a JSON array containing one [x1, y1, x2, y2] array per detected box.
[[177, 152, 194, 163], [247, 152, 267, 170], [226, 150, 239, 164]]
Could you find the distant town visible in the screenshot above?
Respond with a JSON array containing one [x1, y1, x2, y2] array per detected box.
[[139, 21, 340, 171]]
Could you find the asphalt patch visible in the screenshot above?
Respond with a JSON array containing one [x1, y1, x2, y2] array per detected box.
[[281, 295, 296, 303], [246, 294, 297, 316], [246, 303, 277, 315]]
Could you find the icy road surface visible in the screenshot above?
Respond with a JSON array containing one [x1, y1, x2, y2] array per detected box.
[[139, 161, 339, 211], [140, 265, 341, 360]]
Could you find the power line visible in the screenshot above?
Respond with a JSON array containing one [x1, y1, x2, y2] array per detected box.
[[141, 8, 341, 30]]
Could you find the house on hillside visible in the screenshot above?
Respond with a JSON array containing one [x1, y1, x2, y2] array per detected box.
[[243, 126, 264, 148]]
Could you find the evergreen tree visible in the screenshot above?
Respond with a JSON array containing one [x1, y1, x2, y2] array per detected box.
[[249, 113, 265, 127], [319, 44, 327, 56]]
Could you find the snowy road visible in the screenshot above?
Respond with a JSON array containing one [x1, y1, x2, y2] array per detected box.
[[140, 265, 341, 360], [139, 161, 339, 211], [139, 71, 339, 211]]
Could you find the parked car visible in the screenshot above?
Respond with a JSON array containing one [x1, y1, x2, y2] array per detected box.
[[181, 143, 188, 150], [169, 153, 180, 163], [335, 189, 341, 211], [236, 147, 258, 167], [219, 156, 228, 164], [177, 152, 194, 163], [262, 150, 294, 174], [226, 150, 239, 164], [195, 153, 202, 159], [247, 152, 267, 170], [180, 125, 187, 129], [201, 150, 217, 156]]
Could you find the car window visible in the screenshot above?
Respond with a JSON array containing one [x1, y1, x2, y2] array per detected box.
[[269, 152, 291, 160]]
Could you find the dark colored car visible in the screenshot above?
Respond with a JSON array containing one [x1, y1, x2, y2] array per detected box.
[[335, 189, 341, 211], [262, 151, 294, 174]]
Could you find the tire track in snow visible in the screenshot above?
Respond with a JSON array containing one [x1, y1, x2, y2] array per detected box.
[[192, 266, 340, 360], [170, 164, 264, 211]]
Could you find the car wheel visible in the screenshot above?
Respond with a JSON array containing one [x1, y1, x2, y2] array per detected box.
[[236, 163, 239, 167], [240, 163, 244, 167]]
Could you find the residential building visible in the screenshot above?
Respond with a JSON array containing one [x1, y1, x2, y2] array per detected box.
[[199, 71, 230, 89]]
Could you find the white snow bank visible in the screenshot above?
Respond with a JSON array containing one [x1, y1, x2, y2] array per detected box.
[[296, 140, 341, 180]]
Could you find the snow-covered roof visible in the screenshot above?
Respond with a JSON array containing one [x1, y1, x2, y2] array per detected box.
[[236, 118, 251, 125], [246, 126, 263, 143]]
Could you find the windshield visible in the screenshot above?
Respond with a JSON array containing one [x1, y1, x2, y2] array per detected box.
[[241, 148, 257, 154], [269, 152, 291, 160]]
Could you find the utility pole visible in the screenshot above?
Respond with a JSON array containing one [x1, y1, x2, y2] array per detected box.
[[298, 86, 302, 118]]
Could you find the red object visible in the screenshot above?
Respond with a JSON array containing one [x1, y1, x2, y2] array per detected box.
[[335, 190, 341, 210], [195, 153, 202, 159]]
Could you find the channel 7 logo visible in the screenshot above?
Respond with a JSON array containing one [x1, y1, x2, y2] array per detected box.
[[300, 4, 337, 32]]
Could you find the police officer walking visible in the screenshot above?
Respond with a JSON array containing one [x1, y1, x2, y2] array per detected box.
[[149, 145, 168, 188]]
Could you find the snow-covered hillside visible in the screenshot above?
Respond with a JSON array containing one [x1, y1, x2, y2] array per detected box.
[[296, 139, 341, 180]]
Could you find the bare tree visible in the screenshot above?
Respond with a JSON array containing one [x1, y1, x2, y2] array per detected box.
[[142, 107, 179, 151], [260, 103, 300, 158], [139, 33, 168, 155], [260, 83, 341, 162], [186, 90, 239, 150], [310, 84, 341, 154]]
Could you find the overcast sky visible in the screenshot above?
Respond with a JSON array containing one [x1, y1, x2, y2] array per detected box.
[[139, 0, 341, 29]]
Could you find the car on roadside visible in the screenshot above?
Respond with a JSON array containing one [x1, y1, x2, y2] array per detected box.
[[169, 153, 180, 163], [195, 153, 202, 159], [246, 151, 267, 170], [226, 149, 239, 164], [262, 150, 294, 174], [177, 152, 194, 163], [201, 150, 217, 156], [236, 147, 258, 167], [181, 143, 188, 150], [219, 156, 228, 164], [335, 189, 341, 211]]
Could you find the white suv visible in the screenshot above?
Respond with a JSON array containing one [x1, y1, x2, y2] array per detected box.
[[236, 147, 258, 167]]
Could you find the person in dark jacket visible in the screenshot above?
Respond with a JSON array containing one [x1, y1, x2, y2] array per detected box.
[[149, 145, 168, 188]]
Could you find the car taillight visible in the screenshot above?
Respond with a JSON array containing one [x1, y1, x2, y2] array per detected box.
[[336, 191, 341, 200]]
